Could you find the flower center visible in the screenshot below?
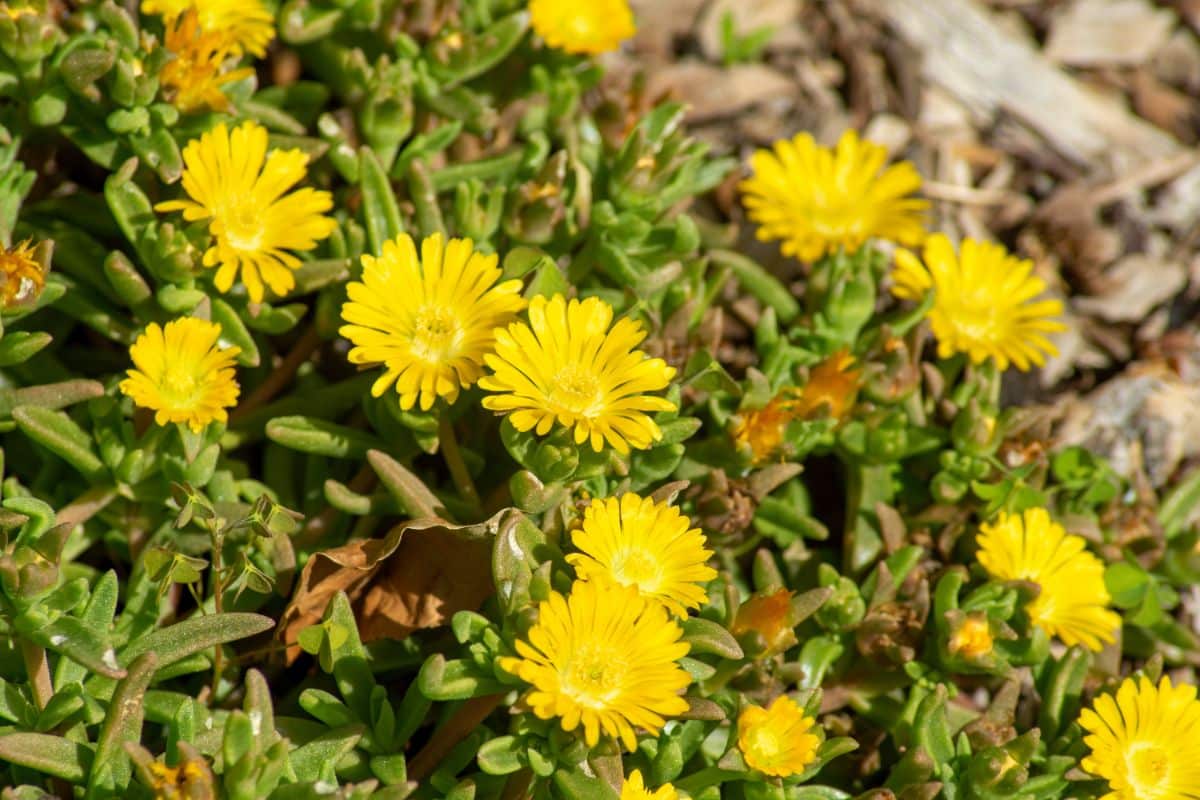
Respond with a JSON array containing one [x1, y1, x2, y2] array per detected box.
[[1128, 743, 1169, 792], [562, 645, 625, 709], [747, 726, 783, 763], [411, 307, 461, 361], [550, 365, 601, 414], [222, 202, 264, 252], [161, 364, 201, 407], [614, 548, 662, 590], [949, 617, 994, 659]]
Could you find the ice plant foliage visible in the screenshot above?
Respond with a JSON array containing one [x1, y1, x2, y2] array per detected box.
[[481, 294, 677, 454], [1081, 675, 1200, 800], [740, 130, 927, 262], [498, 580, 691, 750], [567, 493, 716, 616], [737, 695, 821, 778], [976, 508, 1120, 651], [892, 234, 1066, 371], [339, 233, 526, 410], [141, 0, 274, 56], [528, 0, 636, 55], [119, 318, 240, 432], [156, 121, 337, 303], [621, 770, 678, 800]]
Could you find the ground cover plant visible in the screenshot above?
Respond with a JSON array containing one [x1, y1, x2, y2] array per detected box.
[[0, 0, 1197, 798]]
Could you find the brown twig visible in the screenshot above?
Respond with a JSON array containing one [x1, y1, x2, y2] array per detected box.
[[231, 325, 321, 421], [407, 694, 504, 781]]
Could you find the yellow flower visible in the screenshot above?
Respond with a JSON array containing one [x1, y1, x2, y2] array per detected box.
[[732, 390, 800, 465], [621, 769, 678, 800], [738, 695, 821, 778], [1081, 675, 1200, 800], [142, 0, 274, 57], [498, 579, 691, 751], [733, 589, 797, 658], [948, 615, 994, 659], [794, 349, 860, 419], [339, 233, 526, 411], [156, 121, 337, 303], [160, 9, 253, 113], [567, 493, 716, 617], [529, 0, 636, 55], [1, 4, 36, 19], [119, 318, 241, 432], [892, 234, 1066, 371], [740, 130, 927, 262], [976, 508, 1120, 651], [480, 294, 677, 454], [0, 240, 45, 307]]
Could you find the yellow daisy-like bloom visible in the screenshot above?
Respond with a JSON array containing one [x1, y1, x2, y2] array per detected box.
[[119, 318, 241, 433], [529, 0, 636, 55], [1081, 675, 1200, 800], [142, 0, 274, 57], [738, 695, 821, 778], [160, 9, 253, 113], [156, 121, 337, 304], [480, 294, 677, 454], [1, 4, 36, 19], [975, 508, 1120, 651], [892, 234, 1066, 371], [0, 240, 46, 307], [498, 579, 691, 751], [622, 770, 678, 800], [566, 493, 717, 617], [740, 130, 927, 262], [339, 233, 526, 411]]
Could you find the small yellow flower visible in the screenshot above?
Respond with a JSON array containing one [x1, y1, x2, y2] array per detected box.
[[794, 349, 860, 419], [160, 9, 253, 113], [732, 390, 801, 465], [498, 579, 691, 751], [567, 493, 716, 617], [1, 3, 36, 19], [948, 615, 994, 660], [732, 589, 797, 658], [1081, 675, 1200, 800], [339, 233, 526, 411], [976, 508, 1120, 651], [529, 0, 636, 55], [740, 130, 927, 262], [622, 769, 678, 800], [156, 121, 337, 303], [480, 294, 677, 454], [142, 0, 274, 57], [738, 695, 821, 778], [0, 240, 46, 307], [119, 318, 241, 432], [892, 234, 1066, 371]]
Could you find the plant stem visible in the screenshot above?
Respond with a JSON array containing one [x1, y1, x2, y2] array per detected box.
[[674, 765, 738, 795], [439, 410, 481, 512], [408, 694, 503, 780], [20, 641, 52, 710], [209, 523, 226, 698], [500, 768, 533, 800], [230, 325, 320, 421]]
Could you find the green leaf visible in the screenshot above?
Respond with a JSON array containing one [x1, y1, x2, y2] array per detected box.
[[368, 449, 441, 518], [680, 617, 743, 659], [0, 734, 93, 782], [0, 331, 52, 367], [88, 652, 156, 795], [360, 148, 404, 256], [267, 416, 384, 459], [0, 380, 104, 416], [476, 735, 523, 775], [120, 612, 274, 670], [13, 405, 105, 480], [211, 298, 261, 367], [288, 725, 364, 783]]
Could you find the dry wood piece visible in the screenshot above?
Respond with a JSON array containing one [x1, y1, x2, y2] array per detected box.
[[1045, 0, 1177, 67], [860, 0, 1182, 169]]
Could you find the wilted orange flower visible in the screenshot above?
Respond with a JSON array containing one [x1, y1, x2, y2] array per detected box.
[[0, 240, 46, 307], [732, 589, 797, 657], [160, 9, 252, 112]]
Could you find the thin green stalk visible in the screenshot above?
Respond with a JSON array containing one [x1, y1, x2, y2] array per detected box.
[[439, 410, 481, 513]]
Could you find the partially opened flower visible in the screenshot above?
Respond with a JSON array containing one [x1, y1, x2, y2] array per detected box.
[[892, 234, 1066, 371], [156, 121, 336, 303], [339, 233, 526, 411], [119, 317, 241, 432], [529, 0, 636, 55], [480, 294, 677, 454], [733, 589, 798, 658], [498, 579, 690, 751], [741, 130, 927, 262], [1081, 675, 1200, 800], [621, 770, 678, 800], [0, 239, 46, 307], [160, 9, 253, 113], [976, 508, 1119, 651], [738, 695, 821, 777], [141, 0, 274, 56], [567, 493, 716, 616]]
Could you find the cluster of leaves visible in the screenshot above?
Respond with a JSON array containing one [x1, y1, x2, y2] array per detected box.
[[0, 1, 1197, 799]]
